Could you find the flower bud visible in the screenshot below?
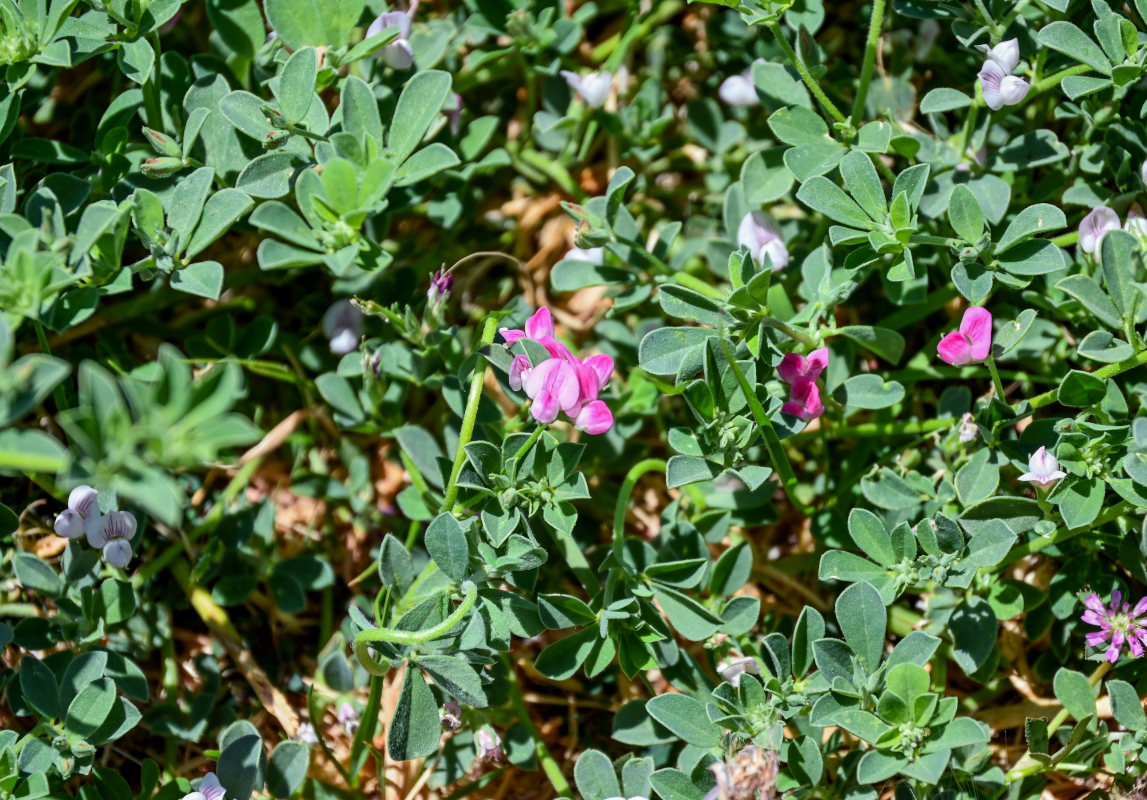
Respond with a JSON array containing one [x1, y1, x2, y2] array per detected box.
[[142, 126, 182, 158], [263, 130, 291, 150], [428, 269, 453, 307], [141, 157, 185, 178]]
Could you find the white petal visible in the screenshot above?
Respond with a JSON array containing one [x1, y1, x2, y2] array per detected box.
[[718, 74, 758, 106], [999, 75, 1029, 106], [68, 485, 99, 518], [987, 39, 1021, 74], [103, 539, 133, 569]]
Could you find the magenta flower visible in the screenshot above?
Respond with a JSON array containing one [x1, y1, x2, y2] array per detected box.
[[501, 306, 614, 434], [782, 377, 824, 422], [1019, 446, 1066, 487], [937, 306, 992, 366], [778, 348, 829, 384], [428, 269, 453, 307], [1079, 206, 1120, 254], [1082, 590, 1147, 663]]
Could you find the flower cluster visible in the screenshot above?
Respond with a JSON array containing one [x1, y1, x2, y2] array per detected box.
[[501, 307, 614, 434], [936, 306, 992, 367], [54, 485, 138, 568], [737, 211, 789, 272], [1081, 591, 1147, 663], [778, 348, 827, 422], [1078, 204, 1147, 254], [976, 39, 1029, 110]]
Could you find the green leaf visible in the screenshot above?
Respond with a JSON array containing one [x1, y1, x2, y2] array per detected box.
[[1053, 668, 1096, 720], [847, 509, 894, 567], [645, 694, 721, 748], [278, 47, 317, 124], [236, 153, 300, 199], [185, 189, 254, 259], [1108, 679, 1147, 731], [266, 741, 309, 799], [836, 581, 885, 669], [388, 71, 452, 164], [948, 184, 984, 244], [19, 656, 58, 720], [1055, 475, 1105, 529], [534, 627, 596, 680], [264, 0, 365, 49], [638, 326, 717, 379], [652, 584, 724, 641], [388, 666, 440, 761], [796, 176, 876, 230], [920, 88, 971, 113], [956, 448, 998, 506], [836, 325, 905, 364], [574, 749, 622, 800], [1100, 229, 1140, 320], [13, 553, 61, 596], [995, 204, 1067, 253], [425, 513, 470, 581], [1057, 370, 1107, 407], [415, 656, 488, 707], [838, 150, 886, 221], [1056, 274, 1122, 329], [1038, 21, 1112, 75], [341, 75, 384, 146], [65, 677, 117, 738], [206, 0, 266, 59], [949, 597, 996, 675], [996, 239, 1065, 276], [171, 261, 225, 300], [394, 143, 461, 186], [218, 733, 265, 800], [832, 375, 904, 410], [117, 37, 154, 85]]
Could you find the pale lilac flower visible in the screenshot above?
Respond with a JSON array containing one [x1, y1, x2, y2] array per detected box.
[[181, 773, 226, 800], [782, 377, 824, 422], [445, 93, 462, 135], [1019, 446, 1067, 487], [978, 60, 1029, 110], [475, 727, 502, 761], [560, 70, 612, 109], [54, 485, 103, 540], [1079, 205, 1120, 254], [338, 702, 360, 735], [737, 211, 789, 271], [1081, 590, 1147, 663], [87, 510, 137, 568], [323, 300, 363, 356], [958, 412, 977, 443], [936, 306, 992, 367], [978, 39, 1021, 74], [367, 10, 414, 70], [563, 246, 604, 264], [777, 348, 828, 384], [718, 70, 757, 106], [1141, 160, 1147, 187], [1125, 206, 1147, 239], [440, 700, 463, 731], [296, 723, 319, 745], [716, 655, 760, 688]]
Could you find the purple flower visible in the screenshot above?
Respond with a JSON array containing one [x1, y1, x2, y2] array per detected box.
[[737, 211, 789, 271], [1082, 590, 1147, 662], [428, 269, 453, 307], [338, 702, 360, 735], [181, 773, 226, 800], [475, 727, 502, 761]]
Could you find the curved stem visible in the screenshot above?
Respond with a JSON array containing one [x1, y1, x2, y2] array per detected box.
[[352, 581, 478, 674], [765, 20, 847, 126], [442, 317, 500, 513], [851, 0, 886, 127]]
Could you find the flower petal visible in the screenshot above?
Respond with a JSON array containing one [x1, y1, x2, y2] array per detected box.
[[69, 485, 100, 518], [937, 331, 973, 366], [574, 400, 613, 434], [959, 306, 993, 362], [524, 307, 555, 340], [777, 353, 807, 384]]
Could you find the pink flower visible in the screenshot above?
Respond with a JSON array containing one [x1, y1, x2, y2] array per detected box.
[[736, 211, 789, 271], [500, 307, 555, 346], [87, 510, 137, 568], [1081, 590, 1147, 663], [1019, 446, 1067, 487], [523, 358, 579, 424], [782, 377, 824, 422], [778, 348, 829, 384], [1079, 206, 1120, 254], [978, 39, 1021, 74], [936, 306, 992, 366], [570, 355, 614, 434]]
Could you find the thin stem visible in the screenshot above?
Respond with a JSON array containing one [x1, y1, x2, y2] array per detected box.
[[32, 319, 69, 414], [765, 20, 847, 126], [759, 317, 817, 347], [348, 674, 384, 786], [502, 655, 573, 797], [719, 340, 815, 515], [1020, 349, 1147, 413], [607, 458, 666, 601], [851, 0, 886, 127], [508, 424, 546, 479], [1029, 64, 1092, 96], [1001, 501, 1132, 566], [986, 355, 1008, 401], [353, 581, 477, 672], [442, 317, 499, 512]]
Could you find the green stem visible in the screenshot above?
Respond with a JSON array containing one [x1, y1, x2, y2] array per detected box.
[[1005, 660, 1111, 783], [607, 458, 666, 600], [1030, 64, 1092, 96], [1001, 501, 1132, 566], [502, 655, 573, 798], [765, 20, 847, 126], [32, 319, 69, 414], [851, 0, 886, 127], [348, 674, 384, 786], [442, 317, 499, 512], [508, 424, 546, 479], [986, 355, 1008, 401], [1020, 349, 1147, 413], [719, 339, 815, 515], [352, 581, 478, 673], [759, 317, 817, 347]]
